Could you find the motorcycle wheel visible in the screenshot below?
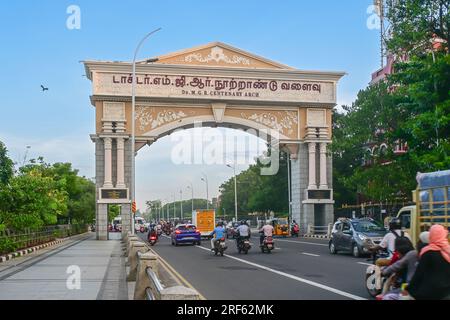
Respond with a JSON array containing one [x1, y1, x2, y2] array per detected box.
[[365, 271, 382, 297], [244, 250, 248, 254], [220, 251, 224, 257], [261, 247, 265, 253]]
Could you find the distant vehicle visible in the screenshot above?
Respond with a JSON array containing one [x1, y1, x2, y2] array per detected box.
[[171, 224, 202, 246], [192, 210, 215, 238], [134, 217, 147, 233], [112, 217, 122, 232], [226, 222, 240, 239], [395, 170, 450, 245], [212, 237, 227, 256], [328, 218, 387, 257], [268, 218, 289, 237]]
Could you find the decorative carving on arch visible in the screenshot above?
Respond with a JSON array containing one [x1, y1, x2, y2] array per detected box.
[[135, 106, 196, 132], [240, 111, 298, 137], [184, 46, 250, 66]]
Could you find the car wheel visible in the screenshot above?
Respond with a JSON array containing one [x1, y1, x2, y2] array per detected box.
[[352, 244, 361, 258], [329, 241, 337, 254]]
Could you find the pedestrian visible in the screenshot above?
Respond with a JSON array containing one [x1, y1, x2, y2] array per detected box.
[[405, 225, 450, 300]]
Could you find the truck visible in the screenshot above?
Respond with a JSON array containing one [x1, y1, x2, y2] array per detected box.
[[192, 209, 215, 238], [396, 170, 450, 245]]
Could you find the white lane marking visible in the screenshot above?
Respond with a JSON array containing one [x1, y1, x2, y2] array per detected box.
[[357, 262, 373, 266], [195, 245, 366, 300], [301, 252, 320, 257], [277, 239, 328, 247]]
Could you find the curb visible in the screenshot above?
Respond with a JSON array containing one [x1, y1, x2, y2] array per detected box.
[[0, 238, 67, 264], [302, 234, 329, 239]]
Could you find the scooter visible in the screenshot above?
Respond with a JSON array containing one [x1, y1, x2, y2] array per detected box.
[[148, 232, 158, 246], [260, 236, 275, 253], [365, 250, 392, 298], [213, 237, 227, 256], [237, 238, 251, 254]]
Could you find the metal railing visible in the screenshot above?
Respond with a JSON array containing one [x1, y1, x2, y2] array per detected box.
[[306, 223, 333, 237], [0, 224, 88, 255]]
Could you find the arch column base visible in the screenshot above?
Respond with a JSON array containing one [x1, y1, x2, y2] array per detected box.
[[290, 143, 334, 235]]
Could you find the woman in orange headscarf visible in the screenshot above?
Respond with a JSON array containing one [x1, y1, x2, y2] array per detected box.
[[407, 225, 450, 300]]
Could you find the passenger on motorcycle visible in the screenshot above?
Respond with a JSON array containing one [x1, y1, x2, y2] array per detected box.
[[370, 218, 411, 267], [379, 232, 429, 300], [235, 220, 251, 247], [259, 223, 274, 245], [210, 222, 226, 251]]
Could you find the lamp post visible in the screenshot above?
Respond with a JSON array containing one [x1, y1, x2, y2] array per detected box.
[[180, 189, 183, 222], [173, 193, 176, 222], [201, 173, 209, 210], [130, 27, 162, 235], [287, 154, 292, 224], [227, 164, 238, 223], [187, 182, 194, 213]]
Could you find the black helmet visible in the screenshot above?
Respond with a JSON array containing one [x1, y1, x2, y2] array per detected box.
[[389, 218, 401, 230], [240, 220, 246, 225]]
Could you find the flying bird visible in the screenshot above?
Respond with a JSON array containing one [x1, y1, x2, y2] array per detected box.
[[41, 85, 49, 92]]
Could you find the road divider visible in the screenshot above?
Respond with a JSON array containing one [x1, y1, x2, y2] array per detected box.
[[195, 244, 366, 300], [276, 239, 328, 246]]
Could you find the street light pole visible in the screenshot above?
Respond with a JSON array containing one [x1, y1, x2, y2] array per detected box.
[[173, 193, 176, 222], [187, 182, 194, 213], [287, 153, 292, 223], [201, 173, 209, 210], [130, 27, 161, 235], [180, 189, 183, 222], [227, 164, 238, 222]]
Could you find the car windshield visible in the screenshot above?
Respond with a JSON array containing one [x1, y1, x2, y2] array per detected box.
[[278, 219, 288, 225], [177, 225, 196, 232], [352, 220, 385, 233]]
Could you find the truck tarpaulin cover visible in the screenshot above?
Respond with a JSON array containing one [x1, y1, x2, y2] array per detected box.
[[417, 170, 450, 189]]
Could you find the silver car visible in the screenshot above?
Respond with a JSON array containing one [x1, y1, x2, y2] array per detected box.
[[329, 218, 387, 257]]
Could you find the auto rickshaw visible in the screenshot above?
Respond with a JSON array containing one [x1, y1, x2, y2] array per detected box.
[[270, 218, 290, 237]]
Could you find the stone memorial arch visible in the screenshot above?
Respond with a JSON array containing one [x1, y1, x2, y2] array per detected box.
[[83, 42, 345, 240]]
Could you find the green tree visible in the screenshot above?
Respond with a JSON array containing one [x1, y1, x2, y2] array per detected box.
[[0, 168, 68, 230], [0, 141, 14, 186]]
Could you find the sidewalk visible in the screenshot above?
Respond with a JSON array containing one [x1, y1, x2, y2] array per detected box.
[[0, 233, 128, 300]]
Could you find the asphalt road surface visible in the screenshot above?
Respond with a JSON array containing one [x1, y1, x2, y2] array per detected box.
[[137, 232, 373, 300]]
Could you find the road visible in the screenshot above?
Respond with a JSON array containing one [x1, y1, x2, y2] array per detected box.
[[137, 232, 372, 300]]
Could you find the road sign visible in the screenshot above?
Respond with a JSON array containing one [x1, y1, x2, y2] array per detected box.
[[132, 201, 137, 213]]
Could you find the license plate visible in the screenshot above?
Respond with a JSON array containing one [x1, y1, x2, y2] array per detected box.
[[267, 245, 273, 249], [182, 237, 195, 241]]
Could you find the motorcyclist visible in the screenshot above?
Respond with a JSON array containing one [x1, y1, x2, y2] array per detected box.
[[148, 223, 158, 241], [370, 217, 411, 267], [235, 220, 251, 248], [209, 222, 226, 251], [291, 220, 299, 235], [259, 222, 275, 245]]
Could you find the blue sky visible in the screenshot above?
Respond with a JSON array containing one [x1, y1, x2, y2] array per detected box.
[[0, 1, 381, 210]]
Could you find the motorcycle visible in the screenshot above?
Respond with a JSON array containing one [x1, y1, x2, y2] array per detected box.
[[365, 249, 393, 298], [260, 236, 275, 253], [291, 224, 300, 237], [213, 237, 227, 256], [148, 233, 158, 246], [237, 237, 251, 254]]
